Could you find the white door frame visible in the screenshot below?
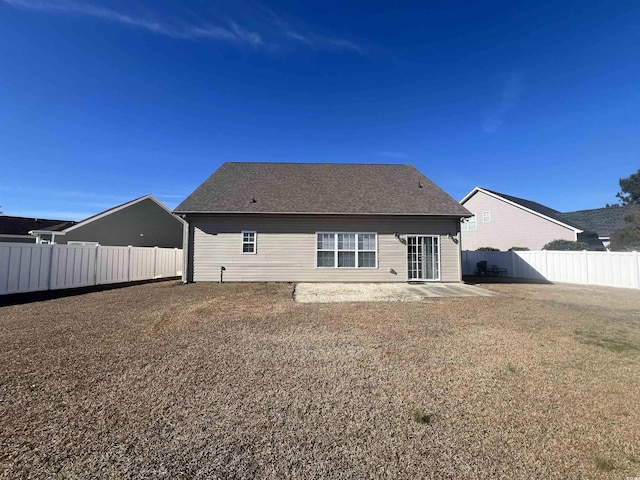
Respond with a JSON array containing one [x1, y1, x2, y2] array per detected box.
[[406, 235, 441, 282]]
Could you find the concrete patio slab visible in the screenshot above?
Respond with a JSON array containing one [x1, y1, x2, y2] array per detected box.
[[294, 282, 497, 303]]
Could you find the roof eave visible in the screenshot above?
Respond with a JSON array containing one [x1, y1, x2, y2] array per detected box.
[[28, 230, 67, 235], [174, 210, 472, 217]]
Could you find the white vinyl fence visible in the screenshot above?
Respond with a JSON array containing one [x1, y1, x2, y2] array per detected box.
[[462, 250, 640, 290], [0, 243, 183, 296]]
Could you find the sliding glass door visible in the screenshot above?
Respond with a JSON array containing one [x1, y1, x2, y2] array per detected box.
[[407, 236, 440, 281]]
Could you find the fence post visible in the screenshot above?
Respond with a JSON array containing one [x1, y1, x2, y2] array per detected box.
[[153, 246, 158, 279], [542, 250, 548, 278], [127, 245, 132, 282], [93, 245, 99, 286], [174, 248, 179, 276], [634, 251, 640, 289], [583, 250, 589, 285], [47, 244, 55, 290]]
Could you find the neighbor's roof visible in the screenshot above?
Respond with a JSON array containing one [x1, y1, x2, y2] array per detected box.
[[33, 195, 184, 234], [461, 187, 587, 233], [0, 215, 75, 236], [175, 162, 471, 216], [460, 186, 639, 236], [483, 189, 568, 223], [559, 204, 640, 238]]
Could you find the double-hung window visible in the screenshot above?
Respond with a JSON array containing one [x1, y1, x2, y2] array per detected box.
[[461, 215, 477, 231], [242, 231, 256, 254], [316, 233, 377, 268]]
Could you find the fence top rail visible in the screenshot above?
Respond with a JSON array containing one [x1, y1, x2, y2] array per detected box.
[[465, 250, 638, 255], [0, 242, 182, 250]]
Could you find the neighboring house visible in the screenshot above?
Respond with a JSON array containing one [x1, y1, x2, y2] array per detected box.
[[560, 204, 640, 249], [0, 216, 74, 243], [174, 162, 471, 283], [459, 187, 634, 251], [29, 195, 184, 248]]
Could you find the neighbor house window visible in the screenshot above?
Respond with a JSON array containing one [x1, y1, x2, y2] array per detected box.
[[461, 215, 477, 231], [482, 211, 492, 223], [316, 233, 377, 268], [242, 231, 256, 254]]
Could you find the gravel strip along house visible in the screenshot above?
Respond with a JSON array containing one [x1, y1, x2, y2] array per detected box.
[[175, 162, 471, 283]]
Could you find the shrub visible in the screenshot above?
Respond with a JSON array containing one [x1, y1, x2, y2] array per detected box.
[[542, 239, 588, 251], [476, 247, 500, 252], [508, 246, 530, 251]]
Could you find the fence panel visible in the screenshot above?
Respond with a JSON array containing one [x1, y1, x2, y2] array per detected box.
[[50, 244, 96, 290], [156, 248, 179, 278], [463, 250, 640, 290], [130, 247, 156, 281], [96, 246, 130, 285], [0, 243, 183, 295], [461, 251, 512, 275], [0, 243, 52, 294]]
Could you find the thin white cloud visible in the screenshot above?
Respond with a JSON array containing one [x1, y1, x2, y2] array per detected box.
[[377, 151, 409, 159], [264, 8, 364, 54], [483, 72, 524, 133], [4, 0, 263, 46], [4, 0, 362, 53]]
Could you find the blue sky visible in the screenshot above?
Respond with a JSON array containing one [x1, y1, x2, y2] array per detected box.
[[1, 0, 639, 220]]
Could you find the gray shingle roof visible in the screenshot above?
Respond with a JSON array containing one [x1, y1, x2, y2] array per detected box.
[[483, 189, 567, 223], [0, 216, 74, 235], [175, 163, 470, 216], [480, 188, 640, 237], [559, 205, 640, 238]]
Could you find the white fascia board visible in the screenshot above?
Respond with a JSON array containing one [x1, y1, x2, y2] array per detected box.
[[28, 230, 66, 235], [459, 187, 481, 204], [461, 187, 583, 233]]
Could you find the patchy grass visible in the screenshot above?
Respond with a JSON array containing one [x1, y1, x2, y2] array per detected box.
[[411, 408, 432, 424], [594, 456, 616, 472], [1, 280, 640, 479], [576, 325, 640, 353]]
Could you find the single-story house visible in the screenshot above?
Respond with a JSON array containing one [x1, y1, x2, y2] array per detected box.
[[29, 195, 184, 248], [459, 187, 637, 251], [174, 162, 471, 283], [0, 216, 74, 243]]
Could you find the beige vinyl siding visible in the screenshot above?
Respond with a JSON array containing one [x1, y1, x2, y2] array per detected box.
[[460, 191, 577, 251], [188, 214, 462, 283]]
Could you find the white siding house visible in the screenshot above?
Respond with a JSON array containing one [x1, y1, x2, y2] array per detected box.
[[176, 163, 471, 283]]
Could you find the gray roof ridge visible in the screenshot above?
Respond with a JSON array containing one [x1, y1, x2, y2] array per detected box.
[[221, 161, 414, 166]]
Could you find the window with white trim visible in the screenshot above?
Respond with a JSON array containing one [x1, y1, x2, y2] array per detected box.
[[482, 211, 492, 223], [461, 215, 477, 231], [242, 231, 256, 254], [316, 233, 377, 268]]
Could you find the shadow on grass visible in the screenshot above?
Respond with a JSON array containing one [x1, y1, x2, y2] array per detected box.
[[576, 326, 640, 353], [0, 278, 182, 307]]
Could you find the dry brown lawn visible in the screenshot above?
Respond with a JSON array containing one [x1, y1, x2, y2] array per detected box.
[[1, 280, 639, 479]]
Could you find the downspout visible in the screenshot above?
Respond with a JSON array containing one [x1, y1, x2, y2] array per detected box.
[[456, 220, 463, 282], [181, 215, 190, 283]]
